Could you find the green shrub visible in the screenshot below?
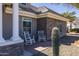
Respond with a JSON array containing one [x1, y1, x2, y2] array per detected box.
[[70, 28, 79, 33]]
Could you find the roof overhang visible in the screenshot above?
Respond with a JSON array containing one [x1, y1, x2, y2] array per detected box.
[[38, 12, 70, 21], [5, 7, 70, 22]]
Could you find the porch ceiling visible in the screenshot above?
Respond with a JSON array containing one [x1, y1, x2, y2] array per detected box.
[[5, 7, 37, 18]]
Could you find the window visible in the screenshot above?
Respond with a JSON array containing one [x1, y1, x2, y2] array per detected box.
[[22, 18, 32, 33], [23, 21, 31, 27]]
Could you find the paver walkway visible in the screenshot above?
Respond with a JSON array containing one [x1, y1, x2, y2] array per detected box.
[[23, 34, 79, 56]]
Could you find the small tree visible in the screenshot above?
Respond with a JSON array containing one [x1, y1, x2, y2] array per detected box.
[[51, 27, 60, 56], [62, 11, 76, 32]]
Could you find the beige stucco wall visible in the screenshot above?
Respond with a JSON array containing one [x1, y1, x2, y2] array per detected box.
[[31, 18, 37, 35], [46, 18, 57, 40], [59, 21, 67, 37], [3, 13, 12, 39]]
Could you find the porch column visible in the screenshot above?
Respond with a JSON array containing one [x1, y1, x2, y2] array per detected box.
[[0, 3, 5, 42], [11, 3, 23, 41]]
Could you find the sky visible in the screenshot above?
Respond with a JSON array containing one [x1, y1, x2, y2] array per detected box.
[[32, 3, 79, 18]]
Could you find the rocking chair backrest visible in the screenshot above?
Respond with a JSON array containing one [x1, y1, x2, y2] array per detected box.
[[24, 31, 30, 39]]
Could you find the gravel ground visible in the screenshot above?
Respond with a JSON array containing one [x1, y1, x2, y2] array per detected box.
[[59, 44, 79, 56], [59, 35, 79, 56]]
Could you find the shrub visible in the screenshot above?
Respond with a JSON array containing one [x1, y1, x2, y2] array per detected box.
[[70, 28, 79, 33]]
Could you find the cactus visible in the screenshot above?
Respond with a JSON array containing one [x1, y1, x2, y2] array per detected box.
[[51, 27, 60, 56]]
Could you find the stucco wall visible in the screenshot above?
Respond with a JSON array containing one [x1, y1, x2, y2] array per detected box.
[[3, 13, 12, 39], [31, 18, 37, 35], [60, 21, 67, 37], [47, 18, 57, 40]]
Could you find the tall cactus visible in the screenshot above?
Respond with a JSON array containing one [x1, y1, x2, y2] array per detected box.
[[51, 27, 60, 56]]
